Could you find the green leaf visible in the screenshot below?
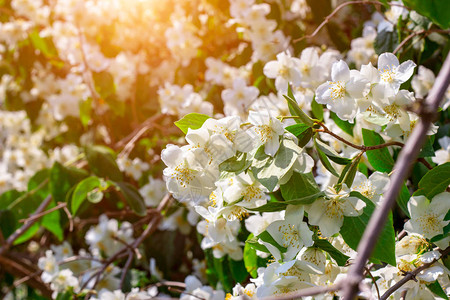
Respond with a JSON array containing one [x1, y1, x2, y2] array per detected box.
[[248, 192, 324, 212], [314, 239, 349, 266], [29, 29, 58, 58], [374, 29, 399, 55], [251, 139, 301, 192], [71, 176, 102, 214], [315, 141, 339, 177], [114, 182, 147, 216], [92, 71, 116, 99], [397, 183, 411, 217], [213, 257, 233, 291], [228, 257, 248, 283], [219, 152, 250, 173], [285, 123, 310, 137], [417, 162, 450, 199], [0, 210, 16, 238], [419, 135, 435, 158], [85, 145, 123, 181], [340, 192, 396, 266], [362, 129, 395, 172], [284, 88, 314, 127], [13, 222, 40, 245], [243, 238, 259, 278], [246, 236, 270, 253], [79, 97, 92, 128], [50, 162, 87, 203], [311, 98, 324, 121], [281, 172, 321, 200], [330, 112, 354, 136], [257, 230, 287, 253], [174, 113, 211, 134], [337, 154, 362, 188], [427, 280, 449, 299], [315, 139, 352, 165], [42, 199, 63, 241], [403, 0, 450, 29]]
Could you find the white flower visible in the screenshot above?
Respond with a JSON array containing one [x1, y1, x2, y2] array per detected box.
[[248, 110, 284, 156], [38, 250, 59, 283], [404, 192, 450, 239], [263, 52, 302, 93], [307, 185, 366, 237], [139, 177, 166, 207], [50, 269, 79, 298], [351, 171, 390, 203], [266, 205, 314, 260], [372, 53, 416, 101], [316, 60, 369, 122], [432, 136, 450, 165], [411, 65, 435, 98], [162, 144, 216, 203], [222, 78, 259, 117]]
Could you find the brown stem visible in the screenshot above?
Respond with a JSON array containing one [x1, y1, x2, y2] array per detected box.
[[380, 246, 450, 300], [0, 195, 53, 255], [293, 1, 407, 44], [342, 46, 450, 300], [262, 282, 341, 300], [19, 202, 66, 224]]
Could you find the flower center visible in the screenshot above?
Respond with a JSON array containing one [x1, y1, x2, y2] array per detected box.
[[278, 223, 300, 248], [417, 213, 441, 237], [325, 198, 344, 218], [173, 163, 194, 187], [380, 67, 396, 83], [329, 81, 346, 101], [255, 124, 273, 143]]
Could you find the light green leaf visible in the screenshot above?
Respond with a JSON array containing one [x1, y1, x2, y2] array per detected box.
[[71, 176, 102, 215], [251, 139, 301, 192], [243, 236, 259, 278], [403, 0, 450, 29], [315, 138, 352, 165], [174, 113, 211, 134]]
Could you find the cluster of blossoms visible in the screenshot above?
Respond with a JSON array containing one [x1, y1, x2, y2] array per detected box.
[[1, 0, 450, 299]]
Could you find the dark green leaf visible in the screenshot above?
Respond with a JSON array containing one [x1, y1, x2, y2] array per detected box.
[[427, 280, 449, 299], [330, 112, 354, 136], [397, 183, 411, 217], [286, 123, 310, 137], [114, 182, 146, 216], [248, 192, 324, 212], [0, 210, 16, 238], [374, 29, 399, 55], [315, 141, 339, 177], [340, 192, 396, 266], [284, 88, 314, 127], [314, 239, 349, 266], [338, 154, 362, 188], [315, 139, 352, 165], [85, 145, 123, 181], [417, 162, 450, 199], [174, 113, 211, 134], [257, 230, 287, 253], [362, 129, 395, 172], [92, 71, 116, 99], [228, 257, 248, 283]]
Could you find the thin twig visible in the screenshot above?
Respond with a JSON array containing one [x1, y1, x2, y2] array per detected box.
[[316, 123, 404, 150], [0, 195, 53, 255], [120, 251, 134, 289], [342, 46, 450, 300], [380, 246, 450, 300], [262, 282, 341, 300], [292, 1, 406, 44], [19, 202, 66, 224]]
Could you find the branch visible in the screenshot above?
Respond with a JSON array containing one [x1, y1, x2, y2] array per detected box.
[[0, 195, 53, 256], [262, 282, 341, 300], [341, 48, 450, 300], [316, 124, 404, 150], [292, 0, 406, 43], [380, 246, 450, 300]]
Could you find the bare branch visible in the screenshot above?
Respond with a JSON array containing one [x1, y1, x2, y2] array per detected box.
[[262, 282, 341, 300]]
